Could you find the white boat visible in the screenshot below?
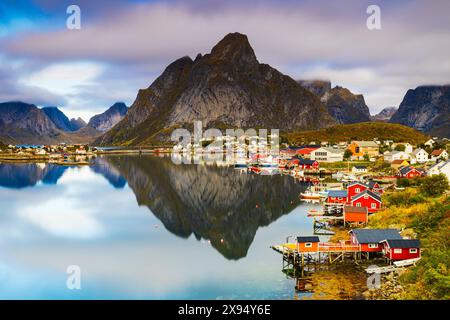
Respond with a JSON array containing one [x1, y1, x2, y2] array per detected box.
[[300, 189, 321, 201]]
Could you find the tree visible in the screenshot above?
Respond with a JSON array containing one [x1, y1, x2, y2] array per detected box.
[[343, 149, 353, 160], [363, 153, 370, 161], [419, 174, 449, 197], [394, 144, 406, 152]]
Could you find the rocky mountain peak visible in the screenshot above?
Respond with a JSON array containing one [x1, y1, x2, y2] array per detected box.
[[208, 32, 258, 66]]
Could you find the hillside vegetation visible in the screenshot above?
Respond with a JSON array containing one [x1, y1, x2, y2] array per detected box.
[[285, 122, 429, 145], [367, 175, 450, 300]]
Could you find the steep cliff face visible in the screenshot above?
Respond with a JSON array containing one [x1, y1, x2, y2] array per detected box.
[[371, 107, 397, 122], [87, 102, 128, 132], [42, 107, 74, 131], [322, 86, 371, 124], [298, 81, 371, 124], [96, 33, 335, 146], [390, 85, 450, 137]]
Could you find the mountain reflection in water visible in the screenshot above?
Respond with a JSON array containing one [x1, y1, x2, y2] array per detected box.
[[0, 155, 306, 260]]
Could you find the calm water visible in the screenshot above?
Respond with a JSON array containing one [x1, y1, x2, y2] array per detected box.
[[0, 155, 365, 299]]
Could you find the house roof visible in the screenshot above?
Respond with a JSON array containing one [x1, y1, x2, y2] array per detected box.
[[351, 189, 382, 202], [431, 149, 445, 156], [354, 166, 367, 169], [328, 190, 348, 198], [399, 166, 417, 175], [347, 181, 368, 188], [344, 205, 368, 214], [298, 158, 317, 165], [381, 239, 421, 248], [317, 147, 344, 154], [350, 229, 402, 244], [412, 148, 427, 156], [367, 181, 379, 189], [352, 141, 379, 148], [296, 148, 319, 155], [391, 159, 409, 164], [297, 236, 320, 243], [429, 160, 450, 171]]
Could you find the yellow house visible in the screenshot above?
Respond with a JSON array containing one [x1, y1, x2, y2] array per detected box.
[[348, 141, 379, 159], [391, 159, 410, 170]]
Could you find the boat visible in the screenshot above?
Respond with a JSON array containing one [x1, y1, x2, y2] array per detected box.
[[300, 188, 321, 201]]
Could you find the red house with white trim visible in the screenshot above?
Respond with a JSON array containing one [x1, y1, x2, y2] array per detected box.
[[346, 182, 368, 202], [326, 190, 348, 204], [397, 166, 424, 179], [350, 189, 382, 213], [379, 239, 421, 261], [367, 181, 384, 195], [349, 229, 402, 253]]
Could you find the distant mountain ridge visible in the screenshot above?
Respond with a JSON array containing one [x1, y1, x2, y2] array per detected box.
[[0, 101, 128, 144], [87, 102, 128, 132], [95, 32, 336, 146], [390, 85, 450, 137], [298, 80, 371, 124], [42, 106, 86, 132], [371, 107, 397, 122]]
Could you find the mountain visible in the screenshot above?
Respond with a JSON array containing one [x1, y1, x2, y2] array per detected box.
[[390, 85, 450, 137], [285, 122, 429, 145], [70, 117, 87, 131], [0, 101, 96, 144], [95, 33, 335, 146], [371, 107, 397, 122], [87, 102, 128, 132], [298, 81, 371, 124], [42, 106, 86, 132], [297, 80, 331, 97]]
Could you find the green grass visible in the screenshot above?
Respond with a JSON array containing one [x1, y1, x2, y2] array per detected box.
[[285, 122, 429, 145]]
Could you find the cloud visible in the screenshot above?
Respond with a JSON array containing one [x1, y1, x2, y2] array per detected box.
[[1, 0, 450, 115]]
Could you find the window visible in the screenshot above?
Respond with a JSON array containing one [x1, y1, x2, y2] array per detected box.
[[364, 195, 368, 199], [409, 248, 418, 254], [371, 203, 376, 208], [356, 203, 361, 207], [305, 243, 312, 248], [368, 244, 378, 249], [355, 188, 360, 193], [394, 248, 402, 254]]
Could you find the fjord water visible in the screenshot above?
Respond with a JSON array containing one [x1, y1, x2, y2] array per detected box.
[[0, 155, 360, 299]]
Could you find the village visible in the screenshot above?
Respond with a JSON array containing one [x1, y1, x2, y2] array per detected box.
[[0, 143, 97, 165]]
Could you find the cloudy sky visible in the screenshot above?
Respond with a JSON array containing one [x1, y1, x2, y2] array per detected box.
[[1, 0, 449, 121]]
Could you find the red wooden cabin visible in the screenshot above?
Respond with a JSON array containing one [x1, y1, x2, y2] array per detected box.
[[326, 190, 348, 204], [379, 239, 421, 261], [346, 182, 368, 202], [297, 236, 320, 252], [397, 166, 424, 179], [350, 189, 382, 213], [343, 205, 368, 225], [367, 181, 383, 194], [349, 229, 402, 253]]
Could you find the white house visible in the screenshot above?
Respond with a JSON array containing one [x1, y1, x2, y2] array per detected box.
[[310, 147, 344, 162], [411, 148, 429, 164], [352, 166, 368, 174], [428, 160, 450, 185], [383, 151, 410, 162], [424, 139, 435, 148], [392, 143, 413, 154], [430, 149, 449, 161]]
